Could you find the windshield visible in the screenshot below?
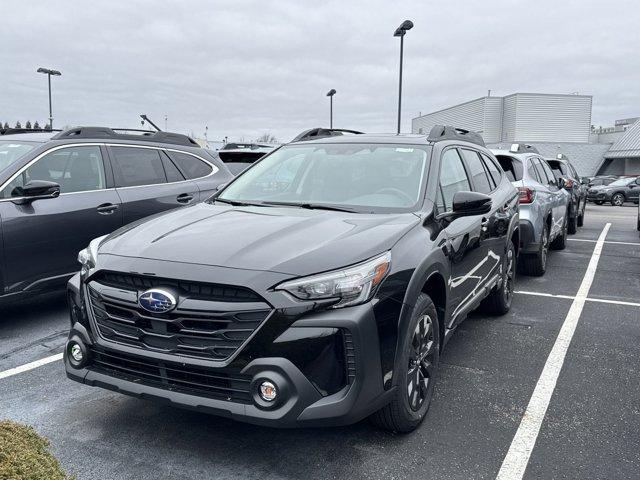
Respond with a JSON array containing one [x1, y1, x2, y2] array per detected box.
[[608, 177, 635, 187], [217, 143, 429, 212], [0, 141, 38, 172]]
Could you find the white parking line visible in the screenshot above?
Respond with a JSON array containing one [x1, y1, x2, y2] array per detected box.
[[0, 353, 63, 381], [496, 223, 611, 480], [568, 238, 640, 247], [515, 290, 640, 308], [515, 291, 575, 301]]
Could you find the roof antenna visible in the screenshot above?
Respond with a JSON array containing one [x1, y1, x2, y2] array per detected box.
[[140, 114, 162, 132]]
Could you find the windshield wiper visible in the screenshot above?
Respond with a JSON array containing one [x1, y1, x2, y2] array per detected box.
[[213, 198, 266, 207], [262, 201, 362, 213]]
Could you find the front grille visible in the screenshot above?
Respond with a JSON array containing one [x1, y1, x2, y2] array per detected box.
[[89, 346, 252, 403], [93, 271, 261, 303], [87, 273, 272, 360], [343, 330, 356, 384]]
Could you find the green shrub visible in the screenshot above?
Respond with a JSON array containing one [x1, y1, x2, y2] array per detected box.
[[0, 420, 72, 480]]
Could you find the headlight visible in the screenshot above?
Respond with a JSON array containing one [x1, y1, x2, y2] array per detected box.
[[275, 252, 391, 308], [77, 235, 108, 272]]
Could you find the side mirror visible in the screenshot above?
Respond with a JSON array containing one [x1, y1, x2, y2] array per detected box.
[[557, 177, 566, 189], [581, 177, 590, 185], [215, 182, 228, 192], [449, 191, 492, 218], [11, 180, 60, 204]]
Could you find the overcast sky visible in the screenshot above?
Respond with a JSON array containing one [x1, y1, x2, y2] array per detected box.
[[2, 0, 639, 142]]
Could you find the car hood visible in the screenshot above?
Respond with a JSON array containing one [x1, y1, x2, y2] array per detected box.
[[99, 203, 420, 276]]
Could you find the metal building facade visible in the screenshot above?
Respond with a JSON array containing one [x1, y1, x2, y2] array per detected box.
[[411, 93, 593, 144]]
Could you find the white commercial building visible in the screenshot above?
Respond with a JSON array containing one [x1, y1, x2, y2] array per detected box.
[[412, 93, 639, 176], [412, 93, 592, 144]]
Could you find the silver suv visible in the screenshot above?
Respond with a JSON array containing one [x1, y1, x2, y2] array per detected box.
[[491, 144, 570, 276]]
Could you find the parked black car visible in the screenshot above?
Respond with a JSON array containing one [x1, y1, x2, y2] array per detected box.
[[216, 143, 276, 175], [546, 156, 587, 232], [0, 127, 233, 302], [587, 176, 640, 206], [65, 125, 519, 432]]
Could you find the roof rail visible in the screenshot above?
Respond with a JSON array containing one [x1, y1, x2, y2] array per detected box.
[[509, 143, 540, 155], [51, 127, 199, 147], [291, 128, 364, 143], [427, 125, 485, 146]]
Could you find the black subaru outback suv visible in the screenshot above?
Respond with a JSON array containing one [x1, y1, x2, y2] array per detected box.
[[65, 126, 519, 432]]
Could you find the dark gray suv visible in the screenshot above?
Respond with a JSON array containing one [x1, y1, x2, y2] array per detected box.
[[0, 127, 233, 302]]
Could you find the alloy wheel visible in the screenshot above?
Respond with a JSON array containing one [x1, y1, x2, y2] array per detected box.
[[613, 194, 624, 206], [407, 314, 436, 412]]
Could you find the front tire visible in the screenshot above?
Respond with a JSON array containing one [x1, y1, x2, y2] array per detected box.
[[482, 241, 516, 315], [370, 293, 440, 433], [567, 205, 577, 234], [577, 201, 585, 227], [611, 193, 625, 206]]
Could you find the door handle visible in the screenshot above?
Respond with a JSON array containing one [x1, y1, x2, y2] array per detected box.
[[97, 203, 119, 214], [177, 193, 194, 204]]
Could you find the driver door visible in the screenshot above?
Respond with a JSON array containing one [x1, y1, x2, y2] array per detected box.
[[437, 148, 490, 328], [0, 145, 122, 294]]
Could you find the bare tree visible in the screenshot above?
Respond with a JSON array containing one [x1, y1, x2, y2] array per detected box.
[[25, 121, 32, 129], [33, 121, 40, 130], [255, 133, 278, 143], [15, 121, 21, 129]]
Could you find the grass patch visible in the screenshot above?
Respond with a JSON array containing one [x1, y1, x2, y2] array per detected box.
[[0, 420, 72, 480]]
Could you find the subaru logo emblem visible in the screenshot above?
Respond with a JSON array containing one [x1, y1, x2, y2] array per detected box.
[[138, 289, 177, 314]]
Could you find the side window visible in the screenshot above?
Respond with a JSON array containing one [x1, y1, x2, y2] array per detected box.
[[160, 152, 185, 183], [481, 153, 502, 187], [111, 147, 167, 187], [538, 159, 557, 186], [1, 145, 105, 198], [166, 151, 214, 180], [528, 159, 544, 184], [439, 149, 471, 212], [460, 148, 492, 194]]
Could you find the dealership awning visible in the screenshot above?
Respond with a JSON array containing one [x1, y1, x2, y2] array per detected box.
[[605, 120, 640, 159]]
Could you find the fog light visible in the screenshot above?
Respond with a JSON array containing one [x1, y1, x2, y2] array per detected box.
[[66, 337, 89, 369], [70, 343, 83, 362], [259, 381, 277, 402]]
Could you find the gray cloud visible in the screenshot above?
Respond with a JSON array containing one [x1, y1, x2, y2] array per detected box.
[[2, 0, 639, 141]]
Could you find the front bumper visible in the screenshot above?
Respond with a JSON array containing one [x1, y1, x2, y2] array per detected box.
[[65, 271, 396, 428], [587, 191, 610, 202]]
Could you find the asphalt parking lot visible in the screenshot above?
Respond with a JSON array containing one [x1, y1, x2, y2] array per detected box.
[[1, 204, 639, 480]]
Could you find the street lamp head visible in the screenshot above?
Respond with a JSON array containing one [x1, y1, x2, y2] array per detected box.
[[394, 20, 414, 37], [37, 67, 62, 76], [326, 89, 336, 97]]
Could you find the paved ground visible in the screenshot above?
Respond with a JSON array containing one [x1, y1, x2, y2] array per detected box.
[[1, 204, 639, 480]]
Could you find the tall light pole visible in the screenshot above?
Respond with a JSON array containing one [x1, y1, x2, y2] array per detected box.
[[326, 89, 336, 128], [394, 20, 413, 134], [37, 67, 62, 129]]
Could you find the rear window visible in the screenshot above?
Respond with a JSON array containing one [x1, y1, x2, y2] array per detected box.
[[548, 161, 568, 178], [0, 141, 38, 172], [166, 151, 213, 179], [496, 155, 523, 182]]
